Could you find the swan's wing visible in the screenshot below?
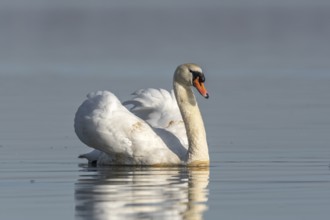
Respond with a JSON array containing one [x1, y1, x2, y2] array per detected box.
[[123, 88, 188, 147], [123, 88, 182, 128], [74, 91, 183, 165]]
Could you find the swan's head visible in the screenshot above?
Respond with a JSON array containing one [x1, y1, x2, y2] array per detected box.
[[174, 63, 209, 99]]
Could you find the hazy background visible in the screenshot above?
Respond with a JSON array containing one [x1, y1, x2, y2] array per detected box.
[[1, 1, 330, 219], [1, 0, 330, 76]]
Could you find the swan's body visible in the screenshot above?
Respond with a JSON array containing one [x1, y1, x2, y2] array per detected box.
[[74, 64, 209, 166]]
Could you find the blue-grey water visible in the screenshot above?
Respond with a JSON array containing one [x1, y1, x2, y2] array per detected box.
[[1, 1, 330, 219], [0, 73, 329, 220]]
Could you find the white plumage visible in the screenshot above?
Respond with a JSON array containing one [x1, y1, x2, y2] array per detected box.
[[74, 63, 209, 166]]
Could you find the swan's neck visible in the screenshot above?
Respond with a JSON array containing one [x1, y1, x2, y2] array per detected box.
[[174, 81, 209, 165]]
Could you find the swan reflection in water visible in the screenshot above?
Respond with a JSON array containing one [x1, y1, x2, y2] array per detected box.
[[75, 166, 209, 220]]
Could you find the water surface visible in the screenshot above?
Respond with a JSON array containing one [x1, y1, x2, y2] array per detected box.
[[0, 73, 329, 219]]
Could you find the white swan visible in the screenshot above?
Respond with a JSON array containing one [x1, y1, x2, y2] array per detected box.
[[74, 63, 209, 166]]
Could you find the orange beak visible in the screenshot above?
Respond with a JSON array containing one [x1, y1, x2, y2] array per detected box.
[[193, 77, 209, 99]]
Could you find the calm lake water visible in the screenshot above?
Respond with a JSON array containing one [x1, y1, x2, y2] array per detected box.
[[0, 72, 329, 219]]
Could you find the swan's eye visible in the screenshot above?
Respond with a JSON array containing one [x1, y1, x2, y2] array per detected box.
[[190, 70, 205, 83], [199, 75, 205, 82]]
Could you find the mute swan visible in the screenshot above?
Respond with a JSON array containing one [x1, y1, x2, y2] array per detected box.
[[74, 63, 209, 166]]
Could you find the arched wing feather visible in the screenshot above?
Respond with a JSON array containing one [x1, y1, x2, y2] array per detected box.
[[75, 91, 183, 165], [123, 88, 188, 147], [123, 88, 182, 128]]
